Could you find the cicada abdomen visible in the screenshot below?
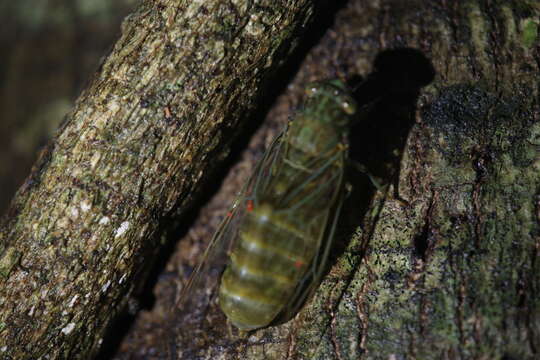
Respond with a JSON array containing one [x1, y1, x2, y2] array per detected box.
[[214, 79, 358, 330]]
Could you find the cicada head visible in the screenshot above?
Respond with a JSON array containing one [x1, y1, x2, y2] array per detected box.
[[304, 79, 357, 128], [289, 79, 357, 155]]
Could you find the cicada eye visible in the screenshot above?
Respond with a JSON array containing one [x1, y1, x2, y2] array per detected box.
[[305, 85, 319, 97], [341, 99, 357, 115]]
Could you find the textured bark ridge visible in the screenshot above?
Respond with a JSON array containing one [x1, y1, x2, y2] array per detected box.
[[0, 0, 322, 358]]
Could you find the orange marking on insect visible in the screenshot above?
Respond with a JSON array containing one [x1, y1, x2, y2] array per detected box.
[[246, 200, 254, 212], [294, 260, 305, 269]]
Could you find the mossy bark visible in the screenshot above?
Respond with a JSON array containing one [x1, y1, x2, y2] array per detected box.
[[0, 0, 136, 213], [0, 0, 324, 358], [162, 1, 539, 359]]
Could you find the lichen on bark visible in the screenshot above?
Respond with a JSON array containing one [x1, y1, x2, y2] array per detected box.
[[0, 0, 324, 358]]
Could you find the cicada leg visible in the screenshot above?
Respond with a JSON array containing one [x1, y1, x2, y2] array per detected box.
[[350, 162, 384, 191], [350, 161, 410, 206]]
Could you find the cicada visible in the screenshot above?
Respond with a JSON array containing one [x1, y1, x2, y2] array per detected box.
[[175, 79, 357, 337]]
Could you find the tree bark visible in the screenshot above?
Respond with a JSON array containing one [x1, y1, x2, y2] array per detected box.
[[0, 0, 328, 358], [158, 0, 540, 359], [0, 0, 136, 213]]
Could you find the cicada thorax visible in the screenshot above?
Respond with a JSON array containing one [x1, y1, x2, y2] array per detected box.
[[218, 80, 356, 330]]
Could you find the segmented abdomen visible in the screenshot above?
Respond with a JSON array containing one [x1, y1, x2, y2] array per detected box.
[[219, 144, 342, 330]]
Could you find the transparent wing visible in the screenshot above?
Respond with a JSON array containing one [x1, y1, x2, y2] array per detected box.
[[165, 128, 287, 354], [271, 149, 347, 325], [175, 129, 287, 310]]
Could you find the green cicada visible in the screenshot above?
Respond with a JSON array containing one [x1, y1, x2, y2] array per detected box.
[[176, 79, 357, 334]]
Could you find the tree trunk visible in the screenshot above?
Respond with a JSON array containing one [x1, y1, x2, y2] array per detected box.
[[160, 0, 539, 359], [0, 0, 136, 213], [0, 0, 328, 358]]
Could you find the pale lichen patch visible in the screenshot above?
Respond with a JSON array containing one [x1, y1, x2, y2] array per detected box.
[[94, 110, 111, 128], [0, 248, 21, 279], [69, 206, 79, 219], [521, 18, 538, 48], [90, 152, 102, 169], [99, 216, 110, 225], [80, 200, 91, 213], [467, 2, 490, 75], [138, 48, 162, 89], [212, 40, 226, 66], [246, 14, 265, 37], [115, 221, 130, 238], [61, 323, 76, 335], [119, 273, 127, 284], [185, 0, 205, 18], [101, 280, 112, 293], [231, 0, 247, 12], [68, 294, 79, 307], [107, 99, 121, 113]]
